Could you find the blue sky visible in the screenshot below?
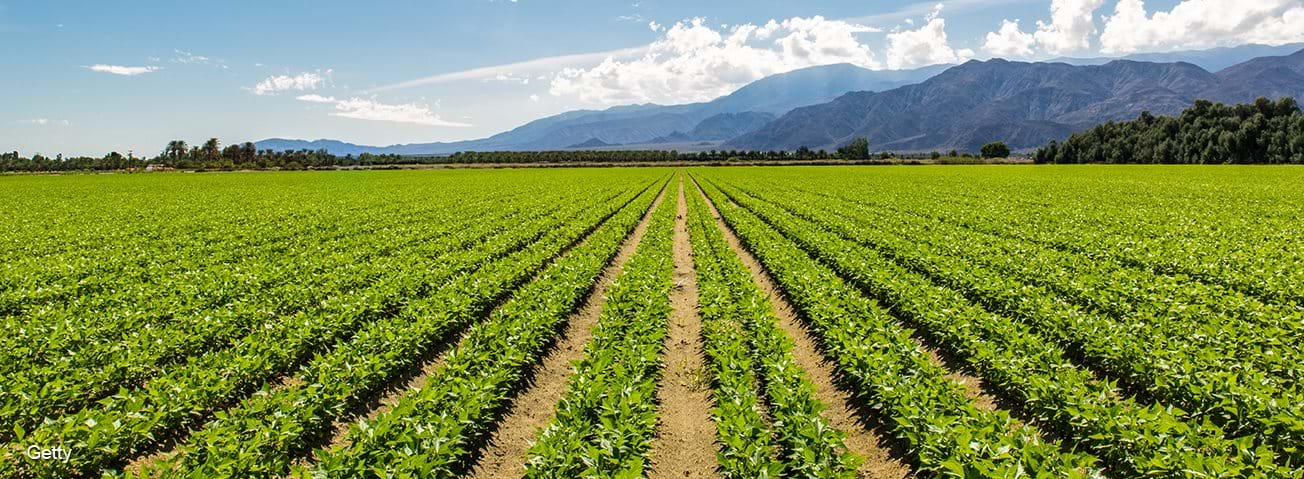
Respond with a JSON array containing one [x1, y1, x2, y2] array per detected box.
[[3, 0, 1302, 156]]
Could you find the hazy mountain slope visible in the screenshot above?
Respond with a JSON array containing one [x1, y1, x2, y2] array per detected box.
[[1206, 48, 1304, 103], [252, 139, 381, 156], [1053, 43, 1304, 72], [728, 52, 1304, 152], [694, 63, 948, 116], [257, 63, 947, 154], [258, 48, 1304, 156]]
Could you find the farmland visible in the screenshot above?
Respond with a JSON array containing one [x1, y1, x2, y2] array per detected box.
[[2, 165, 1302, 478]]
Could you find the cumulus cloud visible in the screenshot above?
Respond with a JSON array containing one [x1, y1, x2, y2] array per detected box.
[[1100, 0, 1304, 54], [984, 19, 1036, 57], [252, 70, 330, 96], [884, 5, 974, 69], [1033, 0, 1107, 54], [295, 95, 471, 127], [86, 64, 160, 76], [549, 16, 883, 105], [981, 0, 1106, 57]]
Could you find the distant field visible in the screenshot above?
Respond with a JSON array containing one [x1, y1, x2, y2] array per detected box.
[[2, 166, 1301, 478]]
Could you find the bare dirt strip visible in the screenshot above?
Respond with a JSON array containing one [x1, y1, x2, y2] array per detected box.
[[708, 178, 1008, 414], [647, 177, 723, 479], [464, 183, 669, 479], [921, 343, 1000, 411], [313, 183, 671, 462], [691, 176, 917, 479]]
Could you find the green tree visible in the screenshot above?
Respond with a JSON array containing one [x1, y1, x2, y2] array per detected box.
[[202, 138, 220, 161], [837, 137, 870, 159], [981, 141, 1011, 158], [165, 140, 188, 161]]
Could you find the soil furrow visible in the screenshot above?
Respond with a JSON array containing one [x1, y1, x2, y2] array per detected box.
[[464, 182, 669, 479], [711, 178, 1011, 413], [690, 176, 913, 479], [647, 177, 722, 479]]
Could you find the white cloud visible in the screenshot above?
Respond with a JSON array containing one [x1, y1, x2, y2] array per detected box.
[[980, 0, 1106, 58], [884, 5, 974, 69], [649, 21, 662, 32], [848, 0, 1041, 26], [529, 94, 541, 102], [21, 118, 70, 126], [1033, 0, 1107, 54], [487, 73, 532, 84], [984, 19, 1037, 57], [1100, 0, 1304, 54], [371, 47, 646, 92], [86, 64, 160, 76], [252, 71, 330, 96], [295, 94, 336, 103], [171, 49, 212, 64], [549, 16, 883, 105], [295, 95, 471, 127]]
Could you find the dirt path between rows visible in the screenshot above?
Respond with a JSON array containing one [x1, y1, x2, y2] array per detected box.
[[309, 185, 671, 465], [464, 182, 669, 479], [710, 179, 1007, 414], [689, 176, 913, 479], [647, 177, 722, 479]]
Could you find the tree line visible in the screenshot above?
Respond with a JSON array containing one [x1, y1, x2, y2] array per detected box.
[[3, 137, 1009, 173], [1035, 97, 1304, 164], [440, 142, 1004, 164], [1, 138, 406, 172]]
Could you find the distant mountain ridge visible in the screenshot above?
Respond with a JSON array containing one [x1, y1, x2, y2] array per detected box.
[[1052, 42, 1304, 72], [257, 43, 1304, 155], [256, 63, 945, 155], [727, 48, 1304, 152]]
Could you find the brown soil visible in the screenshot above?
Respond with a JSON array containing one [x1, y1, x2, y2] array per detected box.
[[921, 343, 1000, 412], [463, 183, 669, 479], [646, 177, 723, 479], [694, 177, 1012, 415], [689, 176, 914, 479]]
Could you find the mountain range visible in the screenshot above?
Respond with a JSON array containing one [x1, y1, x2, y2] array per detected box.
[[729, 48, 1304, 152], [1051, 42, 1304, 72], [257, 43, 1304, 155]]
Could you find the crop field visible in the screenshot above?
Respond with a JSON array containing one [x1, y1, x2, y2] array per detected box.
[[1, 166, 1301, 478]]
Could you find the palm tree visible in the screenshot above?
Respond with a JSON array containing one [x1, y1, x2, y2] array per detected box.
[[166, 140, 188, 160], [202, 138, 220, 160]]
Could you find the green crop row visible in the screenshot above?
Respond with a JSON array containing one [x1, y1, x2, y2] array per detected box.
[[5, 177, 659, 479], [770, 167, 1304, 308], [702, 176, 1288, 477], [133, 178, 664, 478], [523, 179, 678, 478], [297, 177, 667, 478], [690, 175, 1101, 478], [774, 183, 1304, 461], [0, 175, 443, 320], [795, 184, 1303, 385], [685, 182, 858, 478], [0, 191, 542, 439], [0, 186, 509, 376], [0, 183, 621, 449]]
